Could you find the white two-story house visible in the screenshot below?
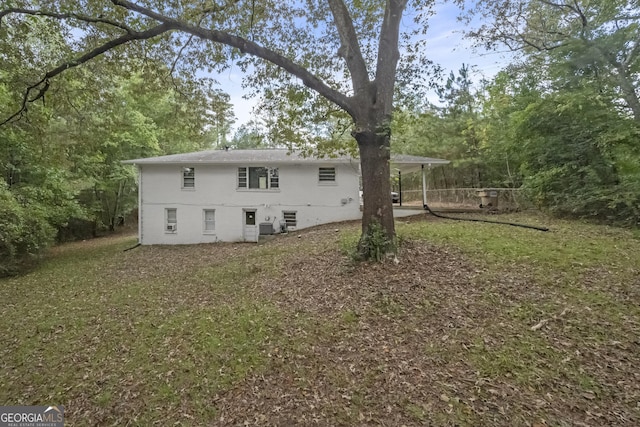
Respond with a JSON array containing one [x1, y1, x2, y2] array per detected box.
[[123, 149, 449, 244], [122, 149, 363, 244]]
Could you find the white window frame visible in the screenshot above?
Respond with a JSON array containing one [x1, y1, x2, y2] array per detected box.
[[237, 166, 279, 190], [282, 211, 297, 230], [203, 209, 215, 234], [165, 208, 177, 233], [182, 167, 195, 189], [318, 167, 336, 184]]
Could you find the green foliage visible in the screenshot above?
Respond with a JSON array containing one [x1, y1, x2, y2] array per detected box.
[[0, 183, 55, 277], [392, 65, 491, 189], [0, 15, 230, 270], [515, 90, 640, 225], [393, 51, 640, 227], [471, 0, 640, 122], [476, 67, 544, 188], [230, 121, 267, 149]]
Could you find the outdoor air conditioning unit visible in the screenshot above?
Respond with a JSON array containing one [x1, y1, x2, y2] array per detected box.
[[259, 222, 274, 235], [166, 224, 177, 231]]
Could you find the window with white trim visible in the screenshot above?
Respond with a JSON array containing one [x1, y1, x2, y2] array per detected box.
[[203, 209, 215, 233], [282, 211, 297, 229], [182, 167, 195, 189], [166, 208, 177, 232], [318, 167, 336, 183], [237, 167, 279, 189]]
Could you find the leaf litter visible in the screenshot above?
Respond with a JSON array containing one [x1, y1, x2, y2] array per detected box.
[[1, 215, 639, 426]]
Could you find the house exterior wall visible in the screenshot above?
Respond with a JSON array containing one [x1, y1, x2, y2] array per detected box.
[[138, 162, 361, 244]]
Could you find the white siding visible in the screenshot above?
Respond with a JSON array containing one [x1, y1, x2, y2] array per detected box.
[[138, 162, 361, 244]]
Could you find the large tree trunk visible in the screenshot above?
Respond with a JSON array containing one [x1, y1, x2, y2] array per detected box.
[[355, 128, 396, 257]]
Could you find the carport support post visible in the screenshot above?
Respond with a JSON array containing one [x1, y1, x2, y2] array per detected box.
[[398, 169, 402, 207], [422, 164, 427, 209]]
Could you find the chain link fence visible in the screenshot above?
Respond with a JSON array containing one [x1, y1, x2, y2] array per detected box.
[[397, 188, 535, 211]]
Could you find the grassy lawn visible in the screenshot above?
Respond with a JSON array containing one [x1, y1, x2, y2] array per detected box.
[[1, 213, 639, 426]]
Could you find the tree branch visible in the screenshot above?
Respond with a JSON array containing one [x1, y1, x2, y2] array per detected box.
[[537, 0, 579, 15], [326, 0, 370, 95], [571, 0, 589, 28], [3, 0, 357, 124], [110, 0, 355, 117], [0, 7, 135, 34], [1, 23, 172, 126], [169, 34, 195, 75], [622, 36, 640, 67], [374, 0, 408, 119]]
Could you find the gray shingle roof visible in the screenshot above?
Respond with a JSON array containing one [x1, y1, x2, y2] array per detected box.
[[122, 149, 449, 169], [122, 149, 356, 165]]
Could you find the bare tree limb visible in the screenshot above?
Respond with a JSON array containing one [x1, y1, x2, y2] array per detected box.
[[531, 307, 570, 331]]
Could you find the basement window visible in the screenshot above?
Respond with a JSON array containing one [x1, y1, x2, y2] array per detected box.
[[203, 209, 215, 233], [165, 208, 177, 232], [282, 211, 297, 230]]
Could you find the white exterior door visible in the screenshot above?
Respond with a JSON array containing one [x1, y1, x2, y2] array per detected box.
[[243, 210, 258, 242]]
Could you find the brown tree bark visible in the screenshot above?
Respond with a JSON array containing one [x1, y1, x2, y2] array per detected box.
[[355, 129, 395, 251]]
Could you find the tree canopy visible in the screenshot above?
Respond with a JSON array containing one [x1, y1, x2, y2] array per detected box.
[[0, 11, 227, 274], [469, 0, 640, 122]]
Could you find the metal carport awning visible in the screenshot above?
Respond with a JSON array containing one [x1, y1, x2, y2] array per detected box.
[[390, 154, 450, 208]]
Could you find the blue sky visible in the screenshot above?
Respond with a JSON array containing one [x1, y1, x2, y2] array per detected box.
[[218, 1, 512, 129]]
